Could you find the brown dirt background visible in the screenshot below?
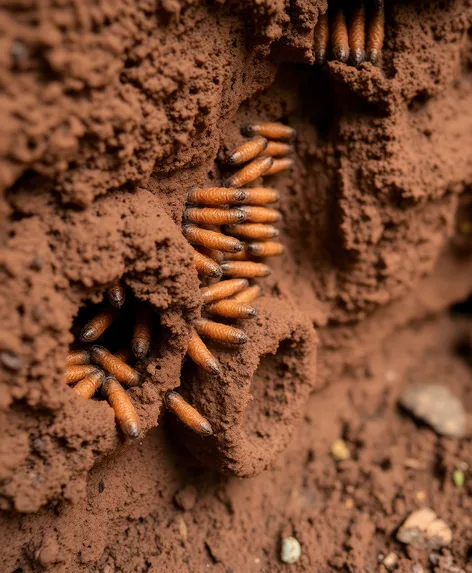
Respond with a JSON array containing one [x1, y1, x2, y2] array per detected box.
[[1, 0, 472, 571]]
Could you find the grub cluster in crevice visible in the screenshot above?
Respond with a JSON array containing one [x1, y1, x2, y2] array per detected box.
[[62, 121, 297, 440]]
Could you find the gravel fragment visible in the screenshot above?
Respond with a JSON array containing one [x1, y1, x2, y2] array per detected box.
[[280, 536, 301, 564], [0, 351, 21, 371], [397, 508, 452, 550], [382, 552, 398, 570], [399, 384, 466, 438]]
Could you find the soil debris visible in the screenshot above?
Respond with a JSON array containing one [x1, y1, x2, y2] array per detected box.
[[280, 536, 301, 564], [396, 508, 453, 550], [399, 385, 467, 438], [174, 485, 198, 511], [452, 470, 465, 488], [382, 552, 399, 570], [330, 438, 351, 461]]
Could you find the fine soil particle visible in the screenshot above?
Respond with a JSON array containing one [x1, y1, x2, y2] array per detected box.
[[1, 0, 472, 571]]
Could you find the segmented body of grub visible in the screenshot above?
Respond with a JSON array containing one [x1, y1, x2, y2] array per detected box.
[[314, 0, 384, 67], [172, 121, 296, 436]]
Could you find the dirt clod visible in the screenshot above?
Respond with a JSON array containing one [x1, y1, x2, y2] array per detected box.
[[174, 485, 198, 511]]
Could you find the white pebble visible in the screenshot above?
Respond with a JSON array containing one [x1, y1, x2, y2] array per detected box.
[[281, 536, 301, 564]]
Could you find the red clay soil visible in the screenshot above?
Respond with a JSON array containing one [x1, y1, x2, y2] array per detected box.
[[1, 0, 472, 571]]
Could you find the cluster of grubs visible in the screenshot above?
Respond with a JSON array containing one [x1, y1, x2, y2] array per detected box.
[[65, 285, 146, 439], [64, 121, 294, 441], [314, 0, 384, 66], [176, 121, 295, 435]]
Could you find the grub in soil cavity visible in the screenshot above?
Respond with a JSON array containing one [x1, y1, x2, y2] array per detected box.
[[314, 0, 385, 66], [1, 0, 472, 571]]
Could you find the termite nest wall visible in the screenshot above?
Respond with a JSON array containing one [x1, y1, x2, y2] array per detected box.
[[180, 296, 317, 477], [1, 0, 472, 520]]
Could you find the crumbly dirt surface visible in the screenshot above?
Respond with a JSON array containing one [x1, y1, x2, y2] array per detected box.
[[1, 0, 472, 571]]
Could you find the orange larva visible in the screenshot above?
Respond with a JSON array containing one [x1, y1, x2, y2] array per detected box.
[[314, 12, 329, 65], [102, 375, 140, 439], [232, 284, 261, 304], [366, 0, 384, 65], [220, 261, 271, 279], [66, 349, 91, 366], [165, 390, 213, 436], [205, 299, 257, 320], [224, 223, 279, 240], [349, 2, 366, 66], [114, 347, 132, 364], [65, 364, 96, 384], [241, 122, 295, 141], [224, 156, 273, 188], [239, 187, 280, 205], [264, 157, 294, 176], [247, 241, 285, 257], [184, 207, 246, 226], [91, 345, 141, 387], [262, 141, 294, 157], [132, 309, 152, 360], [73, 368, 105, 399], [200, 278, 249, 304], [193, 249, 223, 278], [80, 307, 117, 343], [331, 6, 350, 63], [197, 245, 225, 264], [187, 187, 247, 206], [107, 283, 126, 309], [195, 319, 247, 345], [183, 225, 243, 253], [224, 245, 250, 261], [186, 331, 220, 375], [239, 206, 281, 224], [226, 136, 268, 164]]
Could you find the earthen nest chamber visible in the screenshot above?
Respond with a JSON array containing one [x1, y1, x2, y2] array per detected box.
[[0, 6, 472, 572]]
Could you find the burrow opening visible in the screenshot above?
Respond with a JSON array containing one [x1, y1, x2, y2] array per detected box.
[[243, 336, 303, 447]]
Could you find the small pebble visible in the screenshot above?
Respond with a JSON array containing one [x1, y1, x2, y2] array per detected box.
[[411, 565, 424, 573], [399, 384, 466, 438], [280, 536, 301, 564], [452, 470, 465, 488], [382, 552, 398, 570], [397, 507, 452, 550], [0, 351, 21, 371], [330, 439, 350, 461], [10, 39, 29, 67]]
